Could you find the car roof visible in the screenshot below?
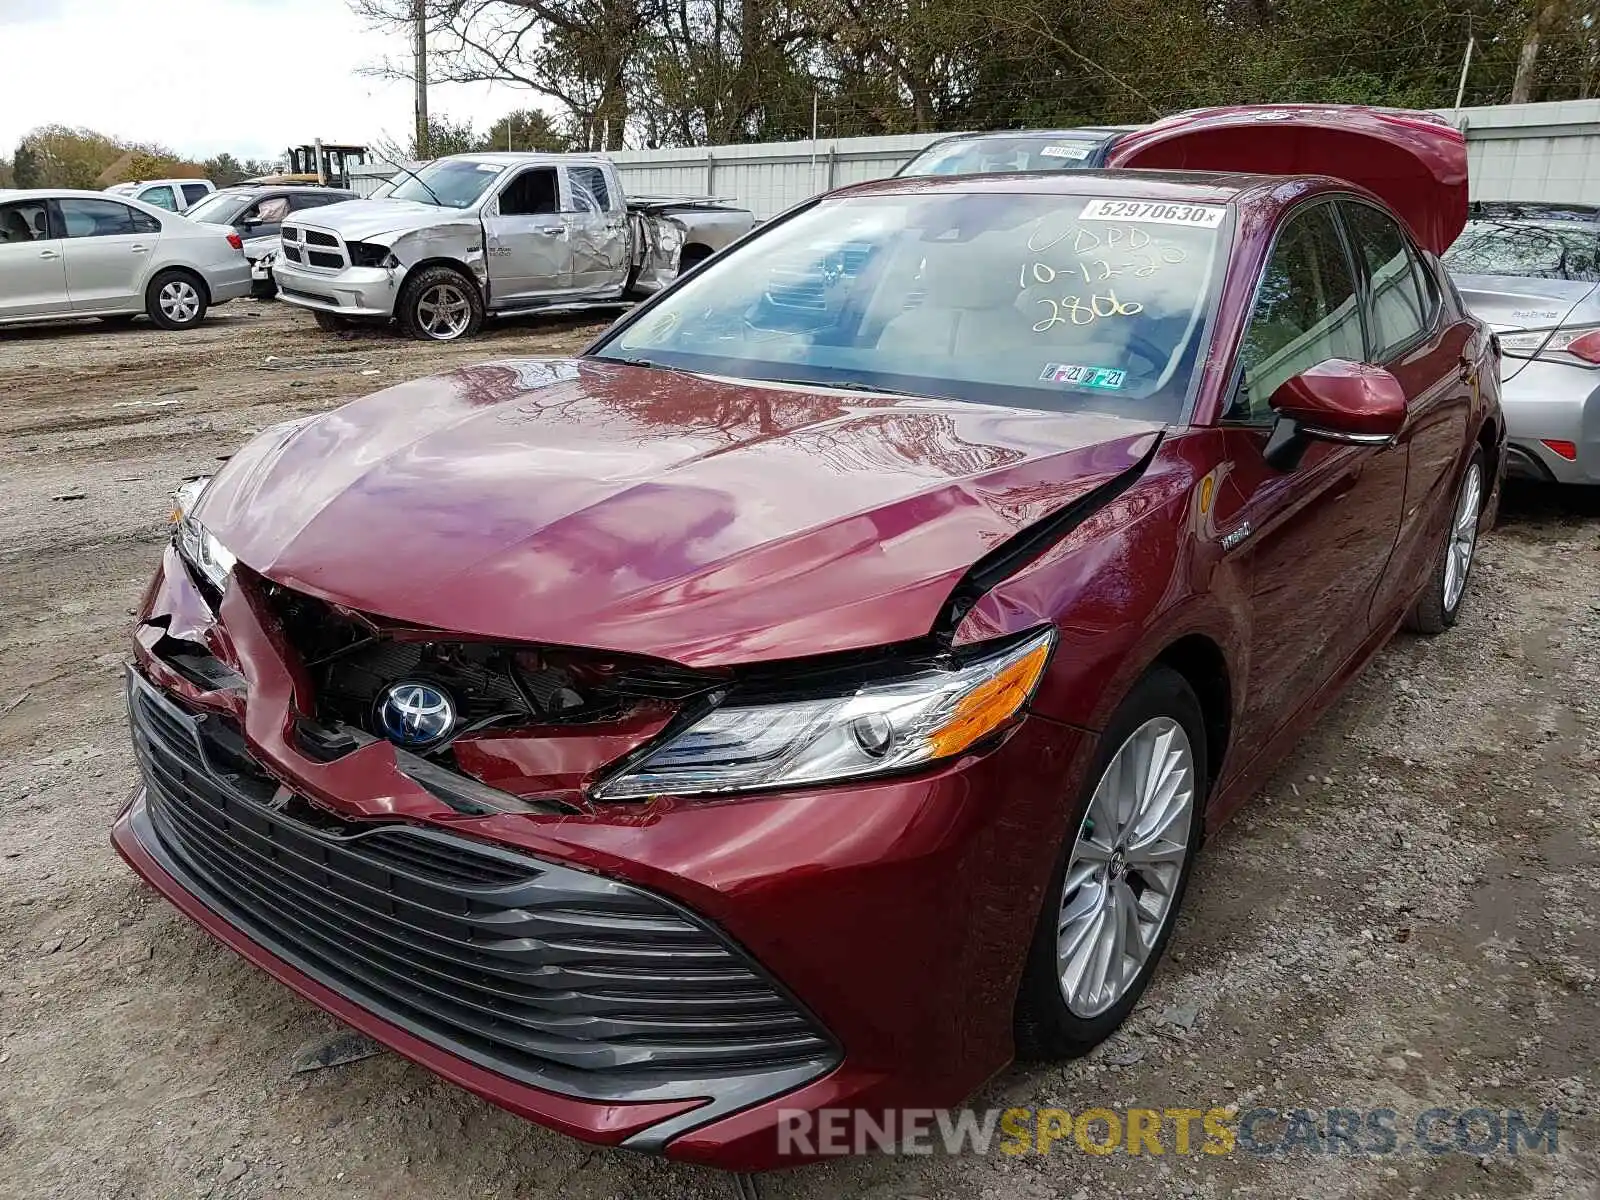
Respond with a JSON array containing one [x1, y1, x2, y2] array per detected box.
[[830, 168, 1315, 207], [922, 127, 1133, 143], [0, 187, 172, 202], [210, 184, 351, 196], [442, 151, 612, 167]]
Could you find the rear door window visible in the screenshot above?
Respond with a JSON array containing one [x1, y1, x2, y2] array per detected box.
[[567, 165, 611, 212], [0, 200, 50, 243], [1231, 203, 1364, 422], [1342, 201, 1431, 360], [181, 183, 211, 206], [289, 193, 343, 211], [140, 185, 178, 211]]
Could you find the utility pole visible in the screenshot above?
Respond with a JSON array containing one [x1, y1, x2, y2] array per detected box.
[[1453, 34, 1476, 118], [413, 0, 429, 159]]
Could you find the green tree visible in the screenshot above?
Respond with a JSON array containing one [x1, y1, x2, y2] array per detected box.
[[204, 152, 248, 185], [480, 109, 572, 152], [12, 141, 38, 187]]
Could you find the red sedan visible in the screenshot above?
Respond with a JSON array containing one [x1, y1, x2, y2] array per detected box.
[[116, 106, 1502, 1169]]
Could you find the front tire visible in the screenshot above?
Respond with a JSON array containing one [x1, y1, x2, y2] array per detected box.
[[1015, 665, 1207, 1059], [145, 270, 208, 330], [1406, 449, 1485, 635], [397, 266, 483, 342]]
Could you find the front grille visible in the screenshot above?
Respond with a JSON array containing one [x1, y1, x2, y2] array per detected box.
[[126, 670, 835, 1095], [279, 225, 345, 272]]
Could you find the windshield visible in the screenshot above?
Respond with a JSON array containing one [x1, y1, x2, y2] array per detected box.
[[899, 137, 1106, 177], [182, 192, 253, 225], [1444, 219, 1600, 282], [387, 160, 504, 208], [593, 192, 1227, 422]]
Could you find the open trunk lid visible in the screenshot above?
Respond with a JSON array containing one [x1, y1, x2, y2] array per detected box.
[[1106, 105, 1468, 256]]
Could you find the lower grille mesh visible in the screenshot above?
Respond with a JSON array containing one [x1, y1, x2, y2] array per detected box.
[[126, 670, 835, 1094]]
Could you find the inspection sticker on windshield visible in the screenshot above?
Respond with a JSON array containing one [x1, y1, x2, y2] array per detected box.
[[1040, 144, 1092, 160], [1040, 363, 1126, 389], [1079, 199, 1225, 227]]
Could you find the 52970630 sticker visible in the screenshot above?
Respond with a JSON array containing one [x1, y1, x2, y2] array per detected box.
[[1079, 199, 1225, 228]]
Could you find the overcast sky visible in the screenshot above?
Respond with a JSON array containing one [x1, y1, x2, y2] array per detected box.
[[0, 0, 533, 162]]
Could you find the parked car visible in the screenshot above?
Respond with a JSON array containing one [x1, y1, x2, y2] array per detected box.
[[116, 105, 1500, 1169], [270, 152, 756, 340], [0, 189, 251, 330], [182, 184, 352, 297], [106, 178, 215, 213], [896, 126, 1134, 176], [1443, 201, 1600, 484]]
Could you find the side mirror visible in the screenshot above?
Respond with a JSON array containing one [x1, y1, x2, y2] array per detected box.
[[240, 217, 263, 230], [1263, 359, 1406, 469]]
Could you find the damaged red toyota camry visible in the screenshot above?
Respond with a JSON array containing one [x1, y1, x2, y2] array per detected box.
[[116, 106, 1503, 1169]]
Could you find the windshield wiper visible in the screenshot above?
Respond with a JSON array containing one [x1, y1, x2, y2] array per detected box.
[[762, 376, 952, 401], [387, 160, 446, 207]]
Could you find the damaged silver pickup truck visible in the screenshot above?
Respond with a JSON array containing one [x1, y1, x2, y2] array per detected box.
[[271, 152, 755, 341]]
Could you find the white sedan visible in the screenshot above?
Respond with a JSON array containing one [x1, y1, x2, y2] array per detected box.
[[0, 189, 252, 331]]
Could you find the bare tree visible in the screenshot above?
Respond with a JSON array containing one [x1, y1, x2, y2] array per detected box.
[[353, 0, 645, 148]]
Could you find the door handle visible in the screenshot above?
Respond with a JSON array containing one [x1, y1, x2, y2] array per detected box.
[[38, 248, 59, 260], [537, 227, 564, 237], [130, 244, 149, 254]]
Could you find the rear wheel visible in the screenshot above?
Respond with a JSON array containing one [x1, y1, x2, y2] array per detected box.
[[397, 266, 483, 342], [145, 270, 208, 331], [1015, 666, 1207, 1059], [1407, 449, 1485, 634]]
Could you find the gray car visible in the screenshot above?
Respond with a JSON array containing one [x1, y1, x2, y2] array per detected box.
[[181, 184, 352, 297], [0, 189, 252, 332], [1444, 202, 1600, 484]]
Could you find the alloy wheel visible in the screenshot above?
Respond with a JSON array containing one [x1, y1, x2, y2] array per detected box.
[[1057, 716, 1196, 1018], [159, 280, 201, 325], [1442, 460, 1483, 614], [415, 283, 472, 340]]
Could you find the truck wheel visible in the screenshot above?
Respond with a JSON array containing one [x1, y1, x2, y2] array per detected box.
[[145, 269, 209, 331], [397, 266, 484, 342]]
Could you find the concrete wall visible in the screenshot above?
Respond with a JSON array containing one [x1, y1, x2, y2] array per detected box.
[[351, 100, 1600, 215], [1457, 99, 1600, 203]]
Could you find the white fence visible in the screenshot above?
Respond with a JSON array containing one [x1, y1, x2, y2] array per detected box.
[[352, 99, 1600, 217]]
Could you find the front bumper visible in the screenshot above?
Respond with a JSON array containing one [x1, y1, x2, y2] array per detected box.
[[117, 554, 1089, 1169], [1499, 357, 1600, 484], [273, 258, 399, 319]]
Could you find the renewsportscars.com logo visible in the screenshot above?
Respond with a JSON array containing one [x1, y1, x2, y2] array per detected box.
[[776, 1106, 1562, 1158]]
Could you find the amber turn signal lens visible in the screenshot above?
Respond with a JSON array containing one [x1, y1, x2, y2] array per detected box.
[[925, 640, 1052, 759]]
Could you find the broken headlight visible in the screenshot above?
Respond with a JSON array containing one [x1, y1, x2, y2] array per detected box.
[[594, 628, 1054, 800], [171, 476, 236, 593], [346, 241, 398, 269]]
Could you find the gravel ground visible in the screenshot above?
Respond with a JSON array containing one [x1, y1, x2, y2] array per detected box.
[[1, 305, 1596, 1200]]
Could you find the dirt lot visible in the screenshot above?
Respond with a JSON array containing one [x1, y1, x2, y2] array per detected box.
[[1, 304, 1596, 1200]]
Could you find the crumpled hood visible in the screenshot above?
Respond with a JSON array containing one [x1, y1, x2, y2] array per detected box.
[[196, 359, 1160, 667], [290, 197, 478, 243]]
